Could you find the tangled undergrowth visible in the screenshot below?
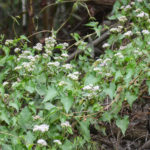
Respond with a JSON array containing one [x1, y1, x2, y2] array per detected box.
[[0, 0, 150, 149]]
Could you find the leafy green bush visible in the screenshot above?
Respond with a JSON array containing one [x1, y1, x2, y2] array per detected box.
[[0, 0, 150, 149]]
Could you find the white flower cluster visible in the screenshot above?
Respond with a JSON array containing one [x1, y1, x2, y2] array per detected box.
[[119, 45, 127, 50], [14, 48, 21, 53], [68, 72, 80, 80], [53, 140, 62, 145], [99, 58, 111, 67], [61, 121, 71, 127], [124, 5, 132, 11], [124, 31, 133, 37], [131, 2, 135, 5], [33, 43, 43, 51], [137, 12, 149, 18], [33, 124, 49, 133], [57, 42, 68, 50], [110, 26, 123, 33], [118, 16, 127, 22], [22, 61, 35, 72], [58, 81, 66, 86], [5, 39, 13, 45], [45, 36, 56, 55], [54, 56, 63, 60], [3, 81, 9, 86], [114, 52, 124, 58], [62, 64, 73, 70], [93, 67, 101, 72], [142, 30, 149, 35], [48, 61, 60, 67], [43, 53, 49, 58], [61, 53, 69, 57], [37, 139, 47, 146], [83, 84, 99, 91], [105, 73, 111, 77], [102, 43, 110, 48]]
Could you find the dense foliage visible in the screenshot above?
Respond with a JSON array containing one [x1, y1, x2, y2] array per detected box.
[[0, 0, 150, 149]]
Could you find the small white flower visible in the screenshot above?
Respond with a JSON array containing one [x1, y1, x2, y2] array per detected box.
[[48, 62, 60, 67], [142, 30, 149, 35], [105, 73, 111, 77], [120, 6, 125, 9], [23, 50, 31, 55], [33, 43, 43, 51], [3, 82, 9, 86], [119, 46, 127, 50], [61, 121, 71, 127], [131, 2, 135, 5], [93, 67, 101, 71], [96, 58, 102, 62], [135, 9, 141, 13], [83, 84, 93, 90], [124, 5, 131, 11], [93, 85, 99, 91], [43, 53, 49, 58], [61, 53, 69, 57], [37, 139, 47, 146], [68, 73, 78, 80], [118, 16, 127, 22], [114, 52, 124, 58], [73, 71, 80, 75], [53, 140, 62, 145], [54, 56, 63, 60], [102, 43, 110, 48], [5, 39, 13, 45], [62, 64, 72, 69], [137, 12, 149, 18], [58, 81, 66, 86], [15, 66, 22, 70], [14, 48, 20, 53], [124, 31, 133, 37], [33, 124, 49, 133]]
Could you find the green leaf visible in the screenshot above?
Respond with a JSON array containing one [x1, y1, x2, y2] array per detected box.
[[18, 107, 32, 130], [2, 46, 10, 55], [62, 140, 73, 150], [44, 103, 56, 110], [125, 92, 137, 107], [115, 71, 122, 81], [20, 35, 30, 42], [25, 80, 35, 93], [0, 110, 10, 125], [116, 116, 129, 135], [9, 101, 19, 112], [79, 120, 90, 141], [2, 144, 12, 150], [35, 84, 47, 96], [101, 112, 113, 122], [61, 96, 73, 113], [24, 131, 35, 145], [84, 74, 98, 85], [104, 82, 116, 99], [43, 86, 58, 102]]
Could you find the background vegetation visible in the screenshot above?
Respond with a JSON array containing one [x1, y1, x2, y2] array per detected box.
[[0, 0, 150, 149]]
